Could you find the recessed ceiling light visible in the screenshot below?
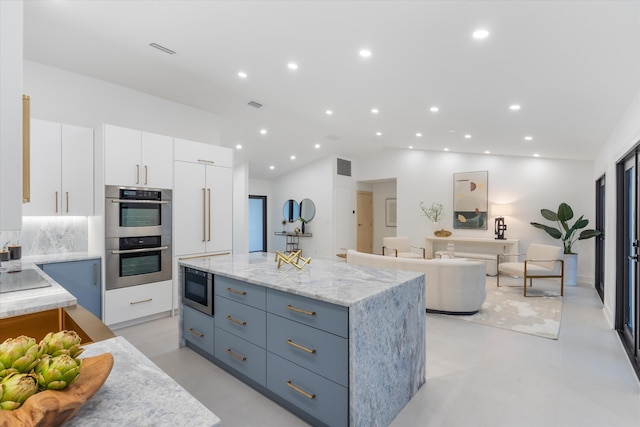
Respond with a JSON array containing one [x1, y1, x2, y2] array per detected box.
[[269, 165, 275, 170], [237, 71, 247, 78], [533, 153, 540, 157], [359, 49, 372, 58], [376, 131, 382, 136], [509, 104, 521, 111], [416, 133, 422, 137], [429, 106, 439, 112], [287, 62, 298, 70], [524, 136, 533, 141], [484, 150, 490, 154], [235, 144, 242, 150], [408, 146, 414, 149], [444, 148, 450, 151], [290, 155, 296, 160], [314, 144, 320, 149], [371, 108, 379, 114], [464, 134, 472, 139], [326, 110, 333, 115], [472, 29, 490, 40], [260, 129, 267, 135]]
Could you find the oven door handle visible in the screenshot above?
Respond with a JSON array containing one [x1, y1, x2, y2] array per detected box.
[[110, 199, 169, 205], [110, 246, 169, 255]]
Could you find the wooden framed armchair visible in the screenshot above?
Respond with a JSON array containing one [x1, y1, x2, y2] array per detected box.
[[497, 243, 564, 296], [382, 237, 425, 259]]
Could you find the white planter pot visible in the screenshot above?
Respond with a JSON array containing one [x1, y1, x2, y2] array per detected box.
[[563, 253, 578, 286]]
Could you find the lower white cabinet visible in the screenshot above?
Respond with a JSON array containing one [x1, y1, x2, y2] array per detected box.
[[104, 280, 172, 326]]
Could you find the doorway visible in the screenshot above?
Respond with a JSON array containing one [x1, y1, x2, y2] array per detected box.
[[595, 175, 605, 302], [617, 153, 640, 378], [249, 195, 267, 253], [356, 191, 373, 253]]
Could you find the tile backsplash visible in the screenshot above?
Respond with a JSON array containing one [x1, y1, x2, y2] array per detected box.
[[0, 217, 88, 256]]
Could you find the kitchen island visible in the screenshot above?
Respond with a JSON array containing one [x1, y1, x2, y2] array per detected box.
[[179, 253, 426, 427]]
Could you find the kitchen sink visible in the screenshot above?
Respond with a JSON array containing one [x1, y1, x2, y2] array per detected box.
[[0, 267, 51, 294]]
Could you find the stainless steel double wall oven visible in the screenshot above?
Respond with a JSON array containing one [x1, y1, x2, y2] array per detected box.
[[105, 186, 172, 290]]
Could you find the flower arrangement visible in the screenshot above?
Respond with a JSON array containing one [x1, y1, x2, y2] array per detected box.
[[420, 202, 444, 223]]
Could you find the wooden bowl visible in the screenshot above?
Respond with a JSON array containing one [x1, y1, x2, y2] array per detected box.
[[0, 352, 114, 427]]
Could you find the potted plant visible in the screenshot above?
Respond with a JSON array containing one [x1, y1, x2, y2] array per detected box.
[[530, 202, 601, 286], [420, 202, 450, 237]]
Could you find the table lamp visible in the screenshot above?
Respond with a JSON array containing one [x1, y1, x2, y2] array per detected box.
[[492, 204, 512, 240]]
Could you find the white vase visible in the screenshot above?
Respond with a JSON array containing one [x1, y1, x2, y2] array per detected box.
[[563, 253, 578, 286]]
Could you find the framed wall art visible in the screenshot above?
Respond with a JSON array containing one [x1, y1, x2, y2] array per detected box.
[[385, 198, 397, 227], [453, 171, 488, 229]]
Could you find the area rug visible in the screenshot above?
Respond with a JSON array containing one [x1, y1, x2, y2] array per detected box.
[[446, 277, 563, 340]]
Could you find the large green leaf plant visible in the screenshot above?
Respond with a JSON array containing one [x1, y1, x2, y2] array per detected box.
[[530, 202, 601, 254]]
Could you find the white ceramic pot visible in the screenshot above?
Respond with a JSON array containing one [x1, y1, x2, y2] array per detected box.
[[563, 253, 578, 286]]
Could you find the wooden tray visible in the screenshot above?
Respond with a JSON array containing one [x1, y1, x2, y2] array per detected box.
[[0, 352, 114, 427]]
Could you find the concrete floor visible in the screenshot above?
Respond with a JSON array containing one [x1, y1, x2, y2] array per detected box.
[[117, 282, 640, 426]]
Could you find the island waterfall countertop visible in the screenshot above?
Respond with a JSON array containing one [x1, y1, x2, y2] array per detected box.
[[67, 336, 221, 426], [180, 252, 424, 307], [179, 252, 426, 427]]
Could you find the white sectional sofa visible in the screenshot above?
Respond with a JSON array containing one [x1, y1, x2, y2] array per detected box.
[[346, 249, 487, 315]]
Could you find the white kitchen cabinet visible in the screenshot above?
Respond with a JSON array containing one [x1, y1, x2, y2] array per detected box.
[[104, 280, 172, 327], [104, 124, 173, 189], [174, 137, 233, 168], [23, 119, 94, 216], [0, 0, 22, 230], [173, 160, 233, 256]]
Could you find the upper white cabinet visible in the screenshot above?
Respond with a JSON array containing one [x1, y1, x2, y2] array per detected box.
[[0, 1, 22, 230], [104, 124, 173, 189], [173, 138, 233, 256], [23, 119, 94, 216]]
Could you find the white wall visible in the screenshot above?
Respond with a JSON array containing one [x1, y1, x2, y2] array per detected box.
[[372, 180, 397, 254], [233, 163, 248, 254], [24, 61, 220, 144], [593, 89, 640, 325], [271, 157, 335, 257], [356, 149, 596, 282]]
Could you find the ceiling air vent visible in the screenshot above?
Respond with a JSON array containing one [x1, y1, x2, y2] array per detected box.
[[337, 158, 351, 177], [247, 101, 263, 109]]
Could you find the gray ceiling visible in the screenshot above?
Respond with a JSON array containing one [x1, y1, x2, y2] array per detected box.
[[23, 1, 640, 178]]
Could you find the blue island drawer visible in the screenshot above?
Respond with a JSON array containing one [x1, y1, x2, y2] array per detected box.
[[214, 275, 266, 310], [183, 306, 214, 356], [215, 327, 266, 387], [267, 313, 348, 387], [215, 296, 266, 347], [267, 352, 348, 427], [266, 289, 348, 338]]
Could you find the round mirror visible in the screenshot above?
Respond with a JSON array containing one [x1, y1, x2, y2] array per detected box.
[[283, 199, 300, 223], [299, 198, 316, 223]]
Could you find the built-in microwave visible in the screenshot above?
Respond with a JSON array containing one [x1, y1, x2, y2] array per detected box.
[[182, 267, 213, 316], [105, 186, 172, 238]]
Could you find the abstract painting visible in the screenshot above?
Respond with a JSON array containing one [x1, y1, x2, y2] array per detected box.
[[453, 171, 488, 229]]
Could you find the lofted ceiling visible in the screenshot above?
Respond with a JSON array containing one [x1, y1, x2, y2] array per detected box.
[[23, 0, 640, 179]]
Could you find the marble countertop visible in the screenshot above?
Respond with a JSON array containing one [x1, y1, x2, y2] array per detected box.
[[0, 263, 76, 319], [21, 251, 102, 265], [179, 252, 423, 307], [67, 336, 221, 427]]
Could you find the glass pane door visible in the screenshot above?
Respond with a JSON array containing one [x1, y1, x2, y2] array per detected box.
[[249, 195, 267, 253]]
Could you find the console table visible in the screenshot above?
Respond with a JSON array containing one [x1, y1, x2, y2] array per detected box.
[[274, 232, 312, 252], [424, 236, 519, 259]]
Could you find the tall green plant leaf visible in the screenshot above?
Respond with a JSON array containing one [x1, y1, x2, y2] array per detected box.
[[557, 203, 574, 222]]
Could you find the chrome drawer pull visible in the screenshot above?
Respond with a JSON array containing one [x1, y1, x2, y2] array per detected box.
[[226, 315, 247, 326], [286, 305, 316, 316], [226, 287, 247, 296], [130, 298, 152, 305], [286, 340, 316, 354], [189, 328, 204, 338], [226, 348, 246, 361], [286, 381, 315, 399]]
